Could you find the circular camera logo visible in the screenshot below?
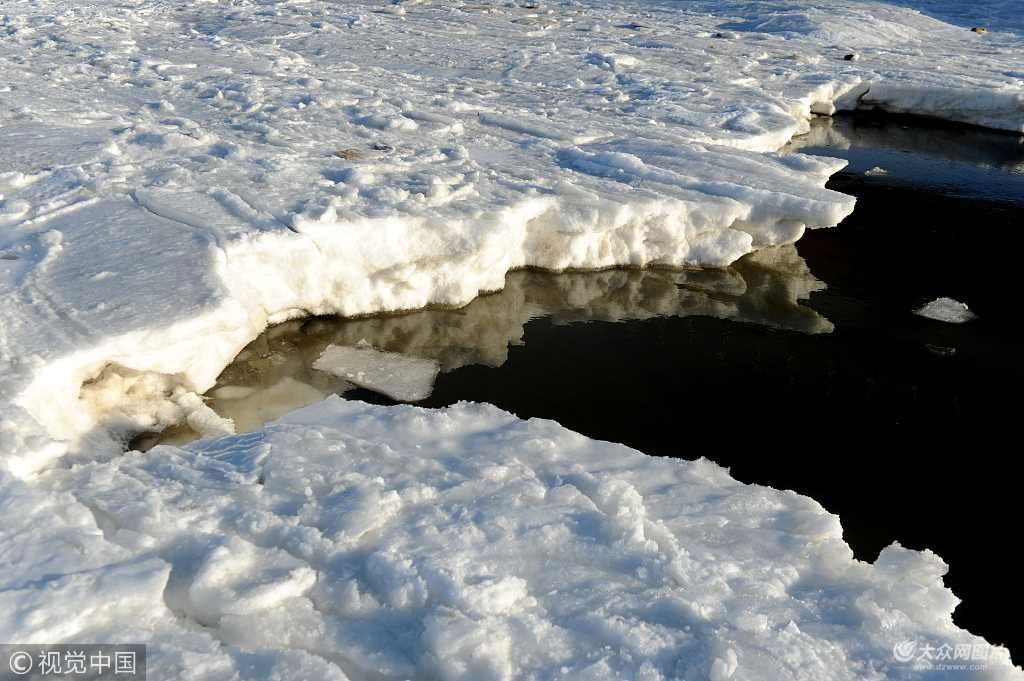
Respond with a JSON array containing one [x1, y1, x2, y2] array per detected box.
[[893, 640, 918, 663], [9, 651, 33, 675]]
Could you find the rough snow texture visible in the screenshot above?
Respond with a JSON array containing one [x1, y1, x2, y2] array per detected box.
[[5, 0, 1024, 463], [13, 398, 1021, 680], [1, 0, 1023, 677]]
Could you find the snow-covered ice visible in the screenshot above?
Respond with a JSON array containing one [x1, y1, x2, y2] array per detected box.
[[914, 296, 979, 323], [1, 0, 1023, 676], [11, 398, 1021, 680], [313, 340, 441, 401]]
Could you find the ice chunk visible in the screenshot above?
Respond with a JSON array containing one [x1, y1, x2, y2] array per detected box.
[[176, 390, 236, 440], [926, 344, 957, 357], [312, 340, 440, 401], [914, 297, 978, 323], [183, 536, 317, 627]]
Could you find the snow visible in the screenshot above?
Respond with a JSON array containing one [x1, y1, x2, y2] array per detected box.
[[1, 0, 1023, 676], [881, 0, 1024, 37], [12, 398, 1020, 679]]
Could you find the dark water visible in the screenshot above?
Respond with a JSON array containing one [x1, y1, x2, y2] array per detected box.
[[145, 112, 1024, 659]]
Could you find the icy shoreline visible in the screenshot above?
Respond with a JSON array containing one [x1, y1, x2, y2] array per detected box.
[[3, 0, 1023, 464], [2, 0, 1023, 677]]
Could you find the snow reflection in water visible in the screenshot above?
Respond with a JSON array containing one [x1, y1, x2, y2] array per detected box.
[[136, 243, 828, 447]]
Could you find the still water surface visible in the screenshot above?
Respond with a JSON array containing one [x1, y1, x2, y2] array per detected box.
[[140, 113, 1024, 657]]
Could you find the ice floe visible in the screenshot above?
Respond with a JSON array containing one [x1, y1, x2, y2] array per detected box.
[[5, 0, 1024, 459], [914, 296, 979, 323], [313, 340, 441, 402]]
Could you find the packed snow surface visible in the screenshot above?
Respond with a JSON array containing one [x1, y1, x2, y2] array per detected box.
[[1, 0, 1023, 676]]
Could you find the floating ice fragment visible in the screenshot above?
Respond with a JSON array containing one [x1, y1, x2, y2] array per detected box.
[[313, 340, 440, 401], [864, 166, 889, 175], [914, 297, 978, 323]]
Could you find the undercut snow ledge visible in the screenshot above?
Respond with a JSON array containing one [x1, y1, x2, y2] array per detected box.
[[4, 145, 854, 465], [836, 81, 1024, 134]]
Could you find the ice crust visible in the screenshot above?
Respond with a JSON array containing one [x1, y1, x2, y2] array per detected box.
[[1, 0, 1023, 676], [5, 0, 1024, 460]]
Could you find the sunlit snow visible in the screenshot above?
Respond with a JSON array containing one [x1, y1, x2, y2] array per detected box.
[[1, 0, 1022, 677]]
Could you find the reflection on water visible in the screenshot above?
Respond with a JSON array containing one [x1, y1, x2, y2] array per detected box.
[[200, 243, 829, 435], [790, 112, 1024, 169], [786, 112, 1024, 201]]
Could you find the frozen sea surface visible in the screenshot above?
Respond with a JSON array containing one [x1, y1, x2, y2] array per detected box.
[[4, 0, 1024, 463], [882, 0, 1024, 36], [2, 0, 1024, 677], [16, 397, 1019, 680]]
